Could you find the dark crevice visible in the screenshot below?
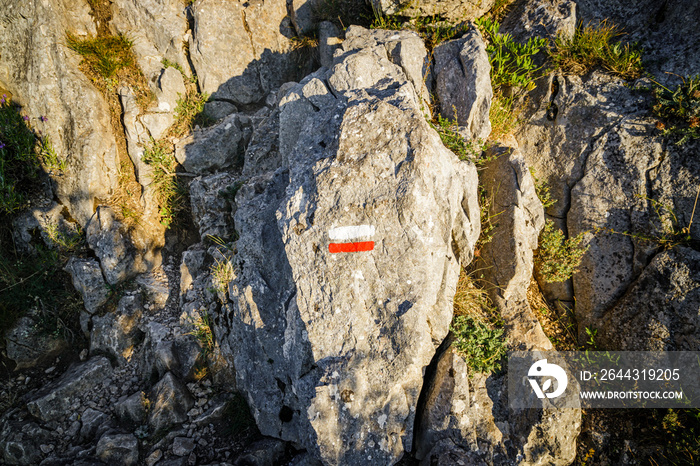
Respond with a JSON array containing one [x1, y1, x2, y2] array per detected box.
[[411, 331, 455, 454]]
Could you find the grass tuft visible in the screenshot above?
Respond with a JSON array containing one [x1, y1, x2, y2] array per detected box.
[[169, 90, 212, 138], [66, 33, 135, 79], [549, 21, 643, 80], [141, 140, 186, 228], [536, 220, 588, 283]]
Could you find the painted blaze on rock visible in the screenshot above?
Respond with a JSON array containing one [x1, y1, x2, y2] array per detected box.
[[229, 43, 481, 465]]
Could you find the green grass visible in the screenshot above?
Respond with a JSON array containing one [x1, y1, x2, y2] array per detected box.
[[169, 90, 212, 138], [549, 21, 643, 80], [141, 140, 186, 228], [185, 311, 214, 356], [429, 114, 486, 162], [651, 75, 700, 145], [450, 314, 507, 375], [536, 220, 588, 283], [66, 33, 135, 79], [529, 168, 556, 209]]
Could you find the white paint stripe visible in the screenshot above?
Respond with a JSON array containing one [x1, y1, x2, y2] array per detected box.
[[328, 225, 375, 241]]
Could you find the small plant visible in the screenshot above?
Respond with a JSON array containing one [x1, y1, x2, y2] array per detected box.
[[451, 314, 507, 375], [529, 168, 556, 209], [536, 220, 588, 283], [369, 3, 405, 31], [475, 185, 502, 256], [210, 256, 235, 297], [549, 20, 643, 80], [651, 74, 700, 145], [429, 114, 487, 162], [66, 33, 136, 79], [584, 326, 598, 349], [488, 94, 519, 142], [141, 139, 185, 228], [476, 17, 548, 92], [186, 311, 215, 356], [161, 58, 197, 84]]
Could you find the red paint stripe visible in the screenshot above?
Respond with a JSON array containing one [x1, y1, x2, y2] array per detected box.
[[328, 241, 375, 253]]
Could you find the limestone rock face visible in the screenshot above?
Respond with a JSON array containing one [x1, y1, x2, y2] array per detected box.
[[0, 0, 119, 225], [416, 349, 581, 466], [599, 247, 700, 351], [189, 172, 239, 240], [110, 0, 190, 89], [433, 27, 492, 141], [64, 257, 109, 315], [189, 0, 296, 105], [478, 144, 550, 350], [502, 0, 577, 42], [370, 0, 497, 22], [227, 28, 481, 465]]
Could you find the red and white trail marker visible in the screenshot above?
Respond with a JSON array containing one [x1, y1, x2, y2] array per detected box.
[[328, 225, 375, 253]]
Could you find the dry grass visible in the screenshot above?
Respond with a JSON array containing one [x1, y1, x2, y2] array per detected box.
[[526, 276, 578, 350], [453, 268, 500, 324]]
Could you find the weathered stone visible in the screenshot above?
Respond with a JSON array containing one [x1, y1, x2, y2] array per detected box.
[[290, 0, 320, 35], [502, 0, 577, 42], [27, 357, 113, 422], [174, 113, 250, 174], [156, 66, 187, 113], [110, 0, 190, 88], [599, 247, 700, 351], [0, 0, 120, 226], [153, 338, 203, 382], [180, 247, 207, 300], [5, 315, 67, 370], [189, 172, 238, 240], [228, 38, 480, 465], [0, 420, 51, 465], [12, 202, 68, 253], [148, 372, 195, 433], [172, 437, 195, 457], [478, 144, 551, 350], [96, 433, 139, 466], [318, 21, 342, 69], [119, 86, 151, 186], [80, 408, 108, 441], [64, 257, 109, 314], [115, 391, 149, 427], [415, 347, 580, 465], [234, 438, 287, 465], [86, 206, 148, 285], [243, 106, 282, 177], [189, 0, 296, 105], [433, 26, 492, 141], [141, 112, 174, 142], [203, 100, 239, 122], [370, 0, 497, 22], [90, 294, 144, 362]]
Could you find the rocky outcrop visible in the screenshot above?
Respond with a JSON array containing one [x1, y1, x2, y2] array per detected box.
[[433, 27, 492, 140], [599, 247, 700, 351], [370, 0, 497, 23], [478, 144, 550, 350], [501, 0, 577, 42], [110, 0, 190, 89], [189, 0, 296, 106], [175, 113, 252, 175], [0, 0, 119, 225], [226, 27, 481, 465]]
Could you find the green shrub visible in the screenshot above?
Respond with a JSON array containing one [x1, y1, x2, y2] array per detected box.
[[170, 90, 212, 138], [529, 168, 556, 209], [66, 33, 135, 79], [651, 75, 700, 145], [476, 17, 548, 92], [549, 21, 643, 80], [451, 314, 507, 375], [536, 220, 588, 283], [429, 114, 485, 162]]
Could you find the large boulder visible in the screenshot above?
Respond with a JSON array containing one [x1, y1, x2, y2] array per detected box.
[[227, 28, 481, 465], [0, 0, 119, 225], [188, 0, 296, 106], [27, 357, 113, 422], [433, 27, 492, 141], [90, 294, 145, 363]]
